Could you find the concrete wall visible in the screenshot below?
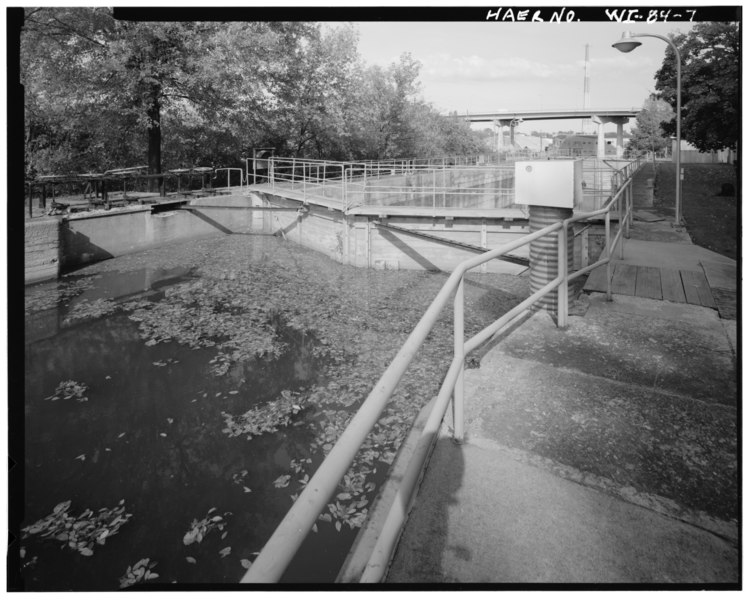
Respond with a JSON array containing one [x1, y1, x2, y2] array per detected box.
[[25, 218, 61, 284], [252, 190, 529, 275], [61, 193, 261, 270]]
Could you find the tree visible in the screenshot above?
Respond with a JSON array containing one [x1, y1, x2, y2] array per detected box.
[[22, 10, 242, 184], [625, 95, 673, 161], [654, 21, 740, 153], [22, 11, 489, 177], [22, 11, 313, 177]]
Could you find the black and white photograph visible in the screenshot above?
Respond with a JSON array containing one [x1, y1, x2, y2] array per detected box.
[[5, 2, 743, 592]]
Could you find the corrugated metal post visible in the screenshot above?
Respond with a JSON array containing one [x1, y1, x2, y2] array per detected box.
[[453, 279, 465, 442], [529, 205, 574, 320]]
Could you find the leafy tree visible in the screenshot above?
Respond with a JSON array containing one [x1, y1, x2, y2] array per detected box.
[[21, 10, 487, 178], [625, 95, 674, 161], [654, 21, 740, 153], [22, 10, 243, 183]]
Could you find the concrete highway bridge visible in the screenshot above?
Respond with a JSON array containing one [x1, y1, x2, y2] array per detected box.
[[464, 108, 641, 158]]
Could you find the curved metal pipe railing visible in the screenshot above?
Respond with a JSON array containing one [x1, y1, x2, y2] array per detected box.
[[241, 156, 645, 584]]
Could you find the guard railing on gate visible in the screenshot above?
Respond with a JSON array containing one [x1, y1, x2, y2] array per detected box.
[[246, 155, 633, 214], [240, 157, 644, 583]]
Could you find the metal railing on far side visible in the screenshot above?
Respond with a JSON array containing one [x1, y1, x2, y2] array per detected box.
[[240, 156, 645, 584]]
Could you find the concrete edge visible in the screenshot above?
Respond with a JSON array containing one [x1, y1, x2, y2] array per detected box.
[[64, 205, 152, 221], [464, 434, 739, 545], [336, 398, 437, 583]]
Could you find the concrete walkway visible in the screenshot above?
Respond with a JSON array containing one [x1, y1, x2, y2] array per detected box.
[[385, 176, 740, 585]]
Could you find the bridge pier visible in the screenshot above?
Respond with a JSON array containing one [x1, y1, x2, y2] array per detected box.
[[494, 118, 519, 153], [592, 115, 630, 158]]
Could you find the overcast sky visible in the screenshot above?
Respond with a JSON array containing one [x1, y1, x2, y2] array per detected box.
[[353, 19, 696, 134]]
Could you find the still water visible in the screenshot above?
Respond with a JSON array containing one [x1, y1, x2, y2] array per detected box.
[[20, 233, 528, 589]]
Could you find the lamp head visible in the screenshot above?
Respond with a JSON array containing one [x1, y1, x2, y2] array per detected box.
[[612, 31, 642, 53]]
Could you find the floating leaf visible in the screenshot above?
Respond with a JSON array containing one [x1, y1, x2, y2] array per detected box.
[[219, 546, 231, 558], [241, 558, 253, 569], [46, 380, 89, 403], [119, 558, 159, 588], [186, 556, 197, 564], [22, 500, 132, 556], [182, 508, 231, 546], [273, 475, 291, 488]]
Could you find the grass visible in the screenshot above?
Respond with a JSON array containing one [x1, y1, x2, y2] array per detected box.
[[652, 161, 739, 260]]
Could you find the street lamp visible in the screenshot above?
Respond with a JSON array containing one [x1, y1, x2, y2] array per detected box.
[[612, 31, 682, 226]]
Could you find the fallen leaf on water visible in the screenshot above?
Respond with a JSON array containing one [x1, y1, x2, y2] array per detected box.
[[186, 556, 196, 564], [219, 546, 231, 558], [241, 558, 253, 569], [75, 454, 86, 461]]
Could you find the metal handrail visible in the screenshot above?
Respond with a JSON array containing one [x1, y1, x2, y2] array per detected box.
[[249, 155, 631, 215], [213, 167, 245, 189], [241, 156, 645, 583]]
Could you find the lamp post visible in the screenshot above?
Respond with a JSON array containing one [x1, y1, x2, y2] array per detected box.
[[612, 31, 682, 226]]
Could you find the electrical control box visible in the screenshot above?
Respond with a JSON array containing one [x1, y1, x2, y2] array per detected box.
[[514, 159, 583, 208]]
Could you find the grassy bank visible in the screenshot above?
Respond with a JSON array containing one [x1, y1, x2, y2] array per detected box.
[[652, 161, 738, 260]]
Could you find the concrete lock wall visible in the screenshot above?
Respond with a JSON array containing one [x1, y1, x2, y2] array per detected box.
[[27, 189, 594, 284], [60, 193, 262, 270], [251, 191, 530, 275], [25, 218, 61, 284]]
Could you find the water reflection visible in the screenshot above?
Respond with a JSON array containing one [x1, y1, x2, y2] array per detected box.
[[22, 307, 329, 590], [19, 234, 527, 589]]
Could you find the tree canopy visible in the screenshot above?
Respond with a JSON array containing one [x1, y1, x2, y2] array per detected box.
[[654, 21, 740, 153], [21, 9, 486, 178], [625, 95, 673, 159]]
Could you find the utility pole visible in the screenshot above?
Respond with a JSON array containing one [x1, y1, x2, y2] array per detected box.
[[582, 44, 590, 134]]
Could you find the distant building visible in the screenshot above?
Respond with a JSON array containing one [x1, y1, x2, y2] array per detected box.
[[555, 134, 618, 157]]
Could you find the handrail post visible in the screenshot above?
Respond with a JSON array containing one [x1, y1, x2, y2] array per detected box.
[[557, 224, 568, 327], [605, 209, 612, 301], [628, 178, 634, 232], [617, 183, 624, 260], [453, 279, 465, 443]]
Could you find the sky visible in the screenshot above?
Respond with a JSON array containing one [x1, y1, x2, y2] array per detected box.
[[352, 17, 697, 134]]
